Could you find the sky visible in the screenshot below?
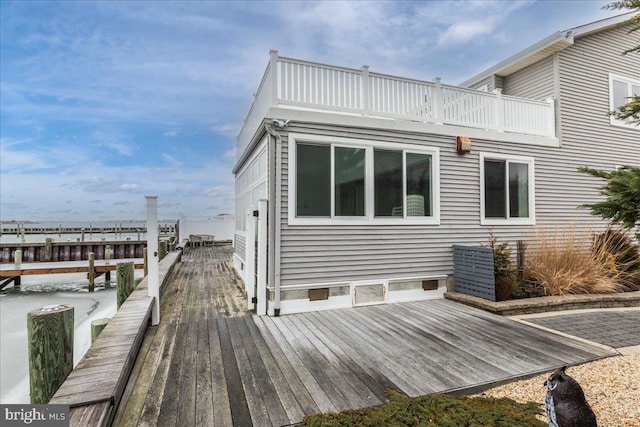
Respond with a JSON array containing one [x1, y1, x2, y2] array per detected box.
[[0, 0, 624, 222]]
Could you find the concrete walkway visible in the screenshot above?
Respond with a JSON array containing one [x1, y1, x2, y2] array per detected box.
[[511, 308, 640, 355]]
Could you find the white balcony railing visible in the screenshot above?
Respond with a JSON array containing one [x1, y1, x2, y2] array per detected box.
[[238, 51, 555, 158]]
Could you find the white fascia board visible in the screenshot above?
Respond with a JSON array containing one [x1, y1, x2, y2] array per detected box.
[[569, 11, 637, 38], [460, 12, 637, 89], [268, 107, 560, 148], [460, 31, 573, 88]]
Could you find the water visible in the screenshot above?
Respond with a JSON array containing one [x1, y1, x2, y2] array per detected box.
[[0, 270, 143, 404]]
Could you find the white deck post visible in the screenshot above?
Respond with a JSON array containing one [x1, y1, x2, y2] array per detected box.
[[361, 65, 370, 116], [493, 89, 504, 132], [270, 50, 279, 105], [433, 77, 444, 125], [256, 199, 268, 316], [146, 196, 160, 325], [245, 206, 256, 310]]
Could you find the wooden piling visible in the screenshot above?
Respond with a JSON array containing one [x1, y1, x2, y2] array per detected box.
[[81, 228, 85, 242], [14, 249, 22, 265], [27, 304, 74, 404], [91, 318, 109, 343], [159, 240, 168, 261], [45, 238, 53, 262], [105, 245, 112, 262], [116, 261, 135, 309], [88, 252, 95, 292]]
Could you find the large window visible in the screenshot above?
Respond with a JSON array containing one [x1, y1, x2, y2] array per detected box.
[[481, 153, 534, 225], [374, 150, 432, 217], [296, 144, 330, 216], [290, 134, 439, 225], [610, 73, 640, 128]]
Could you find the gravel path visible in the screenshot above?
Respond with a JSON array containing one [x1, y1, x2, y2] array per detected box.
[[477, 355, 640, 427]]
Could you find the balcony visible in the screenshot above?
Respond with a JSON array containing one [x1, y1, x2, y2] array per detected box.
[[237, 50, 555, 159]]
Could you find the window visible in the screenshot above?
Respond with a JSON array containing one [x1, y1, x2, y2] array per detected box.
[[296, 144, 330, 217], [480, 153, 535, 225], [335, 147, 366, 216], [610, 73, 640, 128], [374, 150, 432, 217], [290, 134, 440, 225]]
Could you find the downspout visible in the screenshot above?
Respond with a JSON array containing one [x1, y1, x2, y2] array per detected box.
[[264, 119, 287, 316]]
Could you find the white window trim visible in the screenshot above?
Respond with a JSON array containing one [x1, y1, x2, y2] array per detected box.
[[609, 73, 640, 130], [480, 152, 535, 226], [288, 133, 440, 226]]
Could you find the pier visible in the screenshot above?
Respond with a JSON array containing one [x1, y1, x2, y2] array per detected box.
[[1, 241, 146, 264], [43, 245, 613, 427], [0, 259, 145, 291], [1, 224, 176, 236], [37, 244, 620, 426]]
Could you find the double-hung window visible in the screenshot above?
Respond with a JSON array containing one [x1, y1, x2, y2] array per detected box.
[[609, 73, 640, 128], [290, 134, 439, 225], [480, 153, 535, 225]]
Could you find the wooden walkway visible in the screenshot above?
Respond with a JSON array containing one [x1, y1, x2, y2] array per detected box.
[[114, 247, 615, 427]]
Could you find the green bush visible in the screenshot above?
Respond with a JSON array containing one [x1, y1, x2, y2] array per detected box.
[[484, 234, 518, 301], [301, 391, 546, 427]]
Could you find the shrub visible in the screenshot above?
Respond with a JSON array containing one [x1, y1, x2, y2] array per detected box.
[[301, 391, 546, 426], [525, 226, 626, 295], [593, 227, 640, 291], [484, 234, 518, 301]]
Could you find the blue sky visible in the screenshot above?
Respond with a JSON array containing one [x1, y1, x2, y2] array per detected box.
[[0, 0, 621, 221]]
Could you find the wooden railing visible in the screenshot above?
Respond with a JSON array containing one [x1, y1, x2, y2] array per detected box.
[[237, 51, 555, 158]]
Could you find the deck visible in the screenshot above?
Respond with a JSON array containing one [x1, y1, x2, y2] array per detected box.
[[114, 246, 615, 426]]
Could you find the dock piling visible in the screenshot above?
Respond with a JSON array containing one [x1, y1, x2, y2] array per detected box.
[[27, 304, 74, 404], [14, 249, 22, 265], [91, 318, 109, 343], [159, 240, 168, 261], [116, 261, 135, 309], [45, 238, 53, 262], [88, 252, 95, 292]]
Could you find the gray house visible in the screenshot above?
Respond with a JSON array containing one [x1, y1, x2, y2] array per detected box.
[[232, 13, 639, 316]]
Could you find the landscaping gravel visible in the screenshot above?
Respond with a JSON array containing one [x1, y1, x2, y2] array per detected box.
[[477, 355, 640, 427]]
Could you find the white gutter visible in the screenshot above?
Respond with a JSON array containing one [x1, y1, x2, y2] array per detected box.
[[460, 31, 573, 88], [460, 12, 636, 88], [264, 120, 286, 316]]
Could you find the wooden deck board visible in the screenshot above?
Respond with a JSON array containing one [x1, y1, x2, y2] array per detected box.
[[260, 316, 338, 413], [205, 281, 233, 426], [113, 246, 616, 426], [195, 277, 215, 427], [242, 315, 308, 423], [233, 316, 290, 427], [247, 316, 320, 417]]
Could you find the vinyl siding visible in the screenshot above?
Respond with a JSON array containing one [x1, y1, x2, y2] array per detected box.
[[242, 22, 639, 292], [557, 22, 639, 155], [235, 233, 246, 260], [276, 117, 627, 287], [503, 55, 555, 100]]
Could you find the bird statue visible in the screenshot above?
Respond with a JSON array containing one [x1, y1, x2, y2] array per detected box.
[[544, 366, 597, 427]]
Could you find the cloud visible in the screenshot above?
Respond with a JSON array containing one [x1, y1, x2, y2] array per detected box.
[[437, 20, 497, 47], [163, 130, 177, 137], [162, 153, 183, 168], [118, 183, 142, 193]]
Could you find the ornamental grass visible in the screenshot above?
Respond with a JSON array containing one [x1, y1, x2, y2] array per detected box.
[[524, 225, 632, 296]]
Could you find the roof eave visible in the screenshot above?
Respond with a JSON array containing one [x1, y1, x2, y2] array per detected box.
[[460, 11, 638, 88], [459, 31, 573, 88]]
